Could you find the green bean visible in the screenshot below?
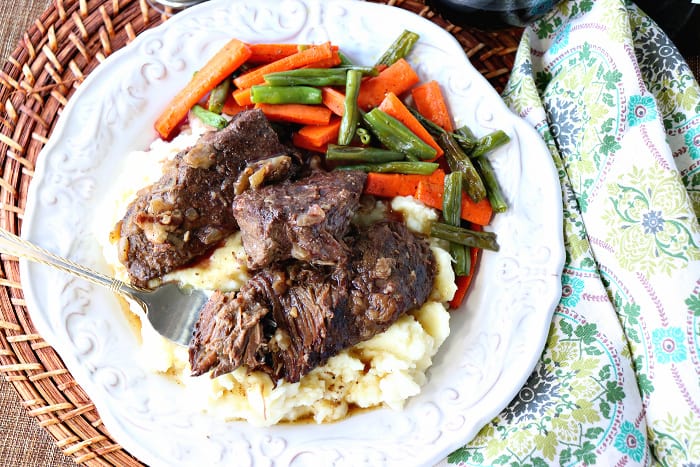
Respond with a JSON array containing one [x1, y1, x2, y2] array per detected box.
[[430, 222, 500, 251], [363, 108, 438, 160], [192, 105, 227, 129], [326, 145, 404, 163], [338, 50, 354, 66], [453, 126, 478, 154], [443, 172, 471, 275], [263, 67, 377, 86], [375, 29, 420, 66], [443, 172, 463, 227], [335, 161, 439, 175], [450, 242, 472, 276], [455, 125, 476, 140], [337, 66, 379, 75], [408, 106, 445, 138], [338, 69, 362, 145], [356, 127, 372, 145], [250, 85, 322, 105], [409, 107, 476, 155], [438, 132, 487, 202], [456, 126, 508, 211], [207, 77, 230, 114], [409, 110, 481, 155], [264, 68, 347, 86], [407, 109, 506, 209], [476, 157, 508, 213], [472, 130, 510, 158]]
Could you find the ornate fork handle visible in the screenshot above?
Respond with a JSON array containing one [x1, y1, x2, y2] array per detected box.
[[0, 228, 143, 298]]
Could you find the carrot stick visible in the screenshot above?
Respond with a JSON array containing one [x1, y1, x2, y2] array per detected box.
[[322, 86, 346, 116], [378, 92, 443, 158], [232, 87, 253, 106], [411, 80, 454, 132], [357, 58, 420, 110], [256, 103, 332, 125], [363, 169, 445, 198], [222, 93, 251, 116], [154, 38, 252, 140], [292, 135, 326, 153], [449, 247, 480, 309], [364, 173, 417, 197], [413, 180, 444, 209], [293, 118, 341, 148], [414, 180, 493, 226], [302, 50, 342, 69], [233, 42, 334, 89], [248, 43, 300, 63], [460, 194, 493, 225]]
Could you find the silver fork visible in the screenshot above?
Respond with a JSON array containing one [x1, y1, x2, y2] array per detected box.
[[1, 228, 207, 346]]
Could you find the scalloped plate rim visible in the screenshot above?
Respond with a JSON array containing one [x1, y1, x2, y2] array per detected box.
[[19, 1, 565, 465]]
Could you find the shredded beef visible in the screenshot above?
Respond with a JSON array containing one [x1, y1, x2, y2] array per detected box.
[[189, 220, 436, 383]]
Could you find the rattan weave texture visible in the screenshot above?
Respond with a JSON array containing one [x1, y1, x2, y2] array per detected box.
[[0, 0, 521, 464]]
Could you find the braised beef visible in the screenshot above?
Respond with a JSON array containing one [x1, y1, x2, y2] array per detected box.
[[232, 170, 367, 269], [116, 110, 298, 287], [189, 220, 436, 383]]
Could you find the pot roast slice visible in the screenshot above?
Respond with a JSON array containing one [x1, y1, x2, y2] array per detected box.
[[232, 169, 367, 270], [115, 109, 296, 287], [189, 220, 436, 383]]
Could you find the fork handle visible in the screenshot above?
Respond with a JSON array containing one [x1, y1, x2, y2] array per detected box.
[[0, 228, 141, 297]]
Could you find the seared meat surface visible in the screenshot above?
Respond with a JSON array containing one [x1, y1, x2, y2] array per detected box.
[[232, 170, 367, 269], [116, 110, 296, 287], [189, 220, 436, 383], [116, 108, 438, 383]]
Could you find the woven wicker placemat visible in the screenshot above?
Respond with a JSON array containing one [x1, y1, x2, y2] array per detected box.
[[0, 0, 521, 464]]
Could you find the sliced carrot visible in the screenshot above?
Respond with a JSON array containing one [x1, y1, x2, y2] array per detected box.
[[256, 103, 332, 126], [294, 118, 341, 148], [413, 180, 443, 209], [364, 169, 492, 222], [322, 86, 346, 116], [233, 42, 334, 89], [248, 43, 300, 63], [411, 80, 454, 132], [154, 38, 252, 140], [460, 194, 493, 225], [414, 180, 493, 226], [302, 50, 342, 69], [363, 169, 445, 198], [357, 58, 420, 110], [378, 92, 443, 158], [232, 87, 253, 106], [364, 173, 417, 197], [292, 134, 328, 153], [222, 93, 251, 116], [449, 246, 480, 309]]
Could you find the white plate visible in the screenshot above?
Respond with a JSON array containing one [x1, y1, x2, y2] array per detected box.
[[20, 0, 564, 465]]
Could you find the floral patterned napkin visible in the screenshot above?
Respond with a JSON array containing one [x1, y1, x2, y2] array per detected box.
[[440, 0, 700, 465]]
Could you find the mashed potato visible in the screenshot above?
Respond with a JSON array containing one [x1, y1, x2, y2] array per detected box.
[[95, 120, 455, 426]]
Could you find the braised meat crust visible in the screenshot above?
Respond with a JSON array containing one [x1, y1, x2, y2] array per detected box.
[[232, 170, 368, 270], [117, 110, 437, 383], [189, 221, 436, 383], [116, 110, 297, 287]]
